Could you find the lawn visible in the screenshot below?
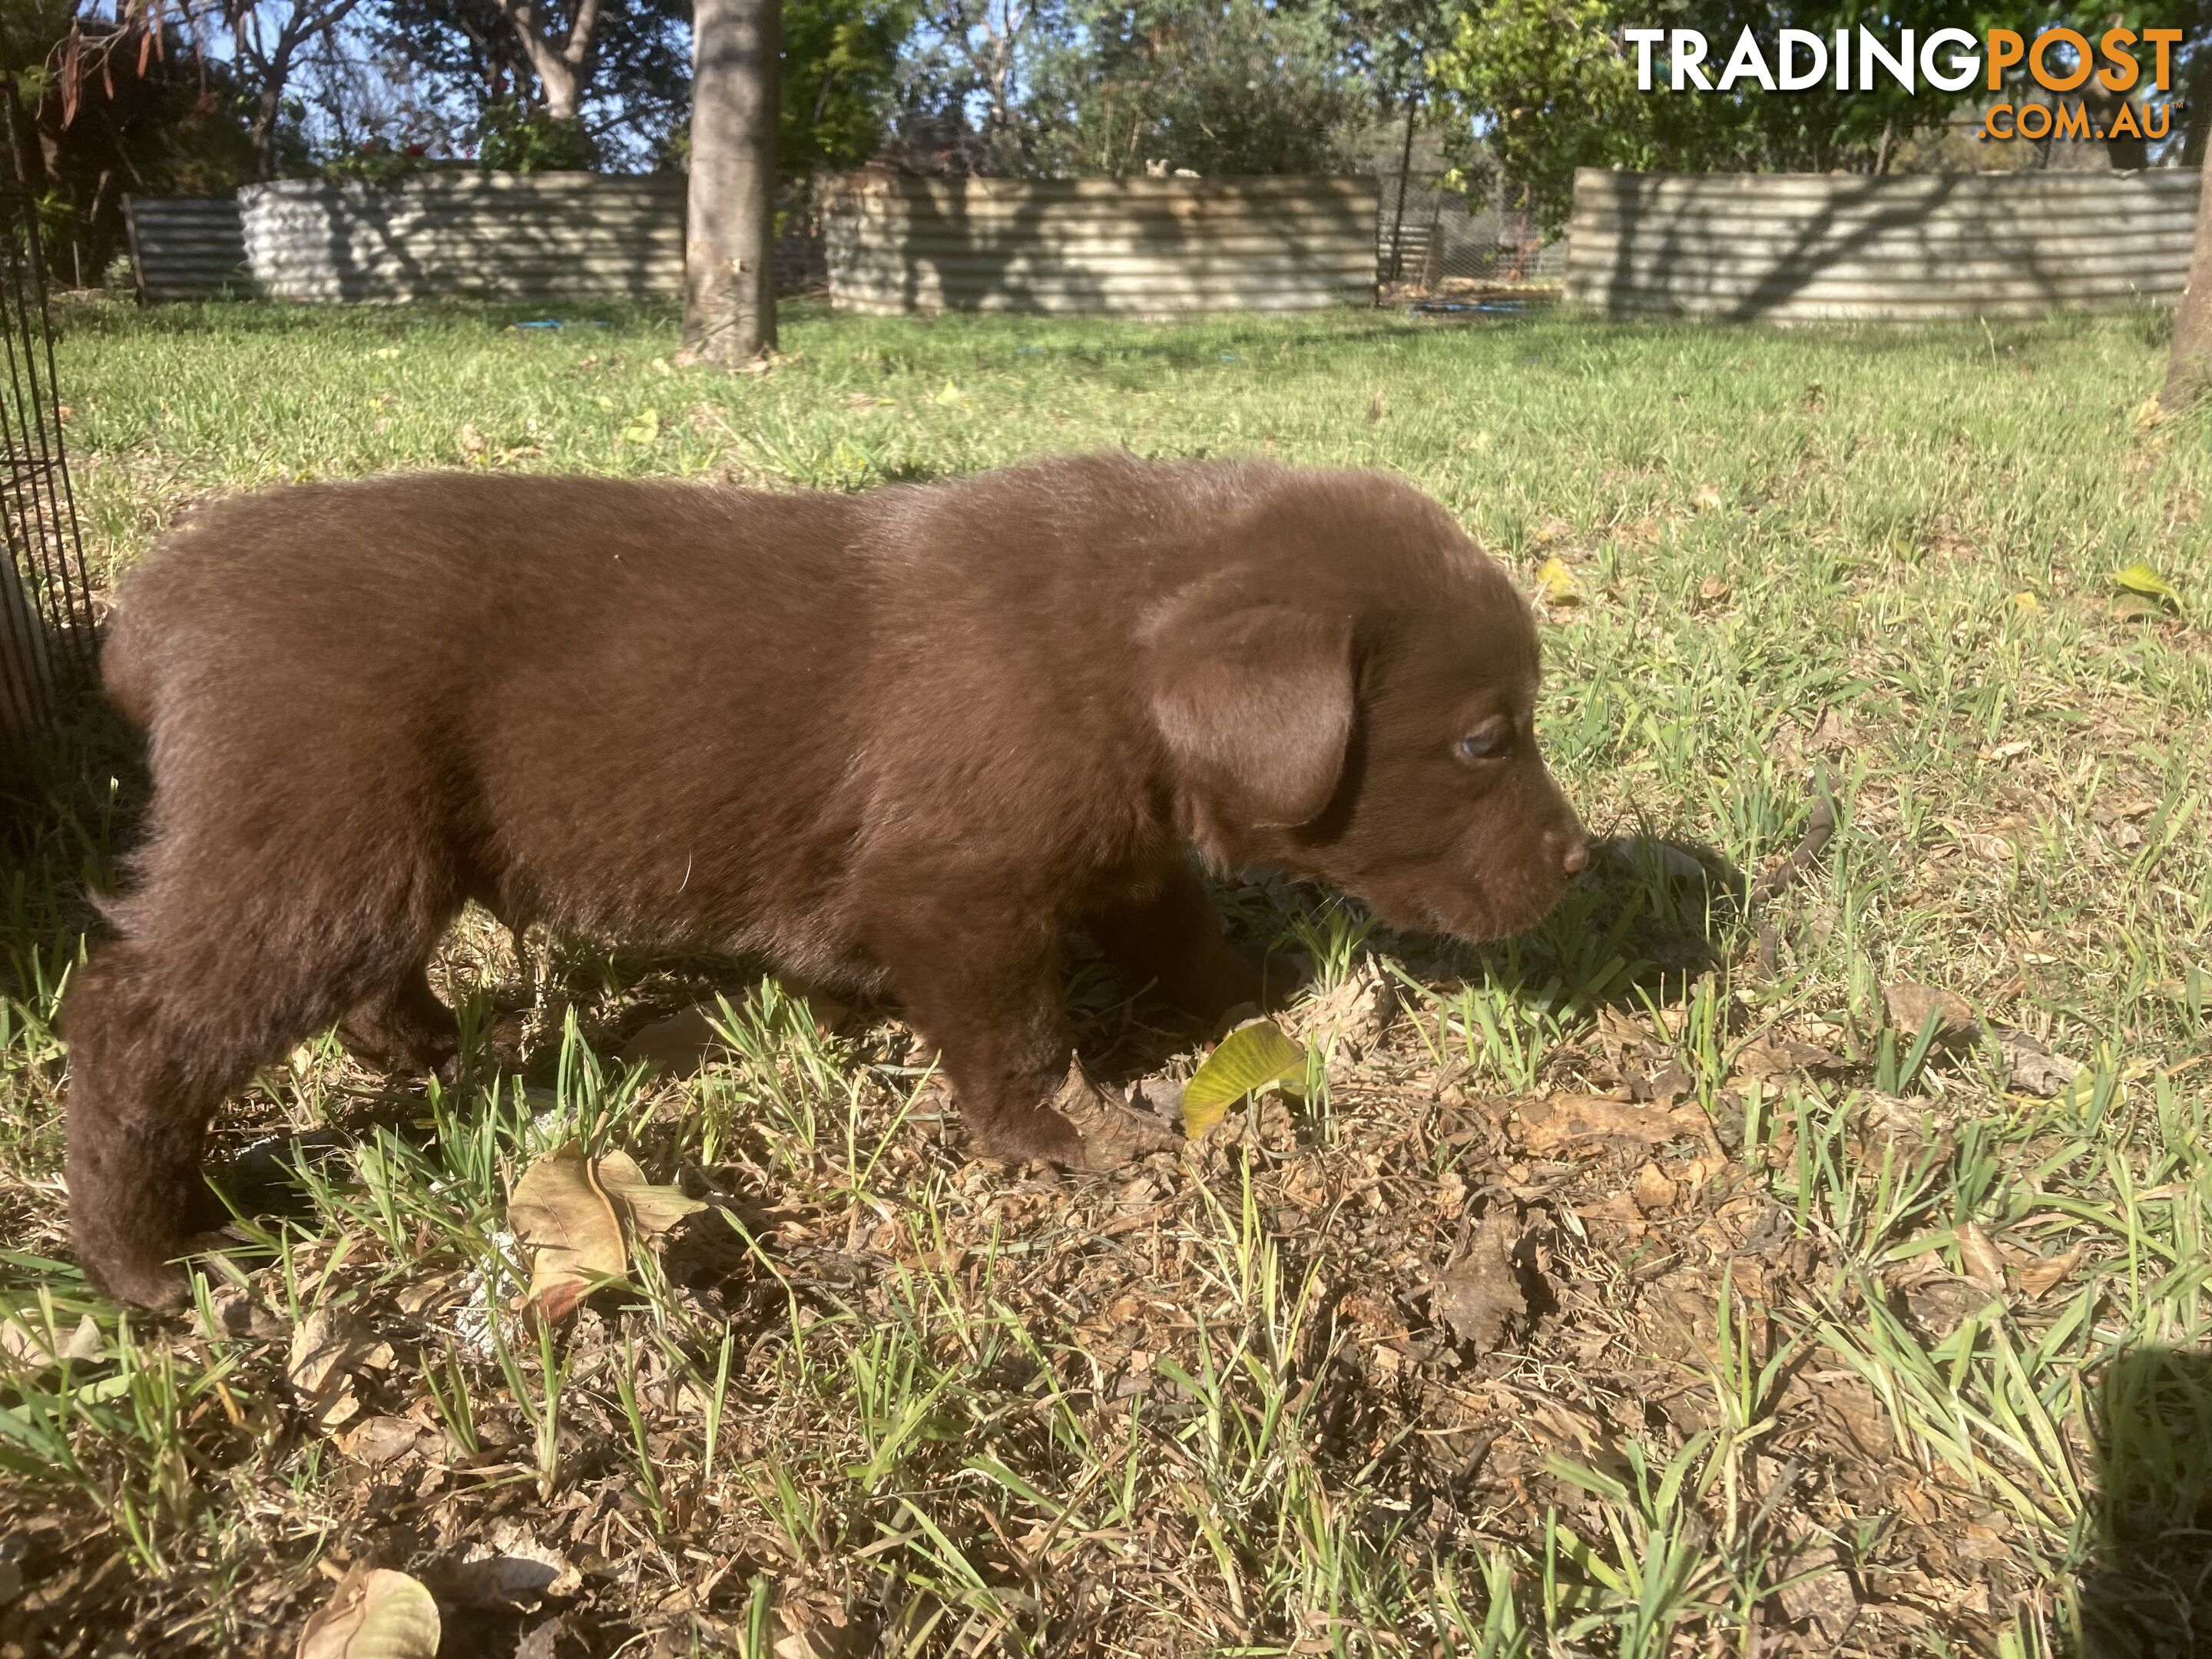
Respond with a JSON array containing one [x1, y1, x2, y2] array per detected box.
[[2, 294, 2208, 1658]]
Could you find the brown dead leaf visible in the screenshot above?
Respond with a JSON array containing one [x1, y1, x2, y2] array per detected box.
[[1958, 1222, 2005, 1293], [2017, 1242, 2089, 1299], [287, 1310, 366, 1430], [1731, 1035, 1843, 1082], [297, 1566, 440, 1659], [0, 1312, 101, 1366], [618, 1004, 728, 1078], [1432, 1210, 1528, 1352], [1631, 1161, 1681, 1216], [594, 1150, 707, 1243], [1511, 1094, 1710, 1157], [336, 1415, 426, 1469], [1883, 983, 1975, 1038], [1292, 966, 1395, 1066], [508, 1145, 627, 1321], [433, 1522, 582, 1611], [1776, 1545, 1859, 1644], [1996, 1027, 2081, 1097]]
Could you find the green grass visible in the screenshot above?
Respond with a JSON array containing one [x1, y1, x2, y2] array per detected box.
[[2, 294, 2207, 1657]]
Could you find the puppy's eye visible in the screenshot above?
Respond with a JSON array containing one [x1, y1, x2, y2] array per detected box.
[[1454, 720, 1513, 763]]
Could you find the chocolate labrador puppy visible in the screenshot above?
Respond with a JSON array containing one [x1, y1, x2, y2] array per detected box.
[[66, 453, 1587, 1306]]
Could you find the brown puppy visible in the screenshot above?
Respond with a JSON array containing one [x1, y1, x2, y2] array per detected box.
[[66, 453, 1587, 1307]]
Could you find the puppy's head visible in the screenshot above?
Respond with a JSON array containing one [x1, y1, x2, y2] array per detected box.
[[1147, 470, 1586, 942]]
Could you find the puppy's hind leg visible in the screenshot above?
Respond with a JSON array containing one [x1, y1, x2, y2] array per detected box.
[[64, 843, 459, 1309]]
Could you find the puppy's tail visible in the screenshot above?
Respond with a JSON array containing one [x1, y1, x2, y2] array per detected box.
[[97, 602, 157, 731]]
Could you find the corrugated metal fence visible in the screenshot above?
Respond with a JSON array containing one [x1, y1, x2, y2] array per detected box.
[[1568, 168, 2200, 321], [122, 196, 253, 300], [240, 173, 686, 303], [823, 174, 1377, 315]]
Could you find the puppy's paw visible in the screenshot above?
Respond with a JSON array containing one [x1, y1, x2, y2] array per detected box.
[[1048, 1060, 1180, 1170], [81, 1247, 194, 1313]]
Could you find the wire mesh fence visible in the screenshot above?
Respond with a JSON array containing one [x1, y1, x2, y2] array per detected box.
[[2, 106, 98, 767], [1375, 174, 1566, 289]]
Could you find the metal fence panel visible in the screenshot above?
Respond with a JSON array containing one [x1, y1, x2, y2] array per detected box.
[[1566, 167, 2200, 321], [240, 174, 688, 303], [823, 174, 1378, 315], [123, 196, 255, 301]]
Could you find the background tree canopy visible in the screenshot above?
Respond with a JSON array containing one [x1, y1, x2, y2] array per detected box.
[[9, 0, 2207, 279]]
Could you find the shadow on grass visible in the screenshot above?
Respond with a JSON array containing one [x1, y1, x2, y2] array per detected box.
[[2078, 1346, 2212, 1658], [1380, 831, 1749, 1018]]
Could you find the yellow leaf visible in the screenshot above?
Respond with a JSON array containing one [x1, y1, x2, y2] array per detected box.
[[1181, 1019, 1306, 1137], [508, 1145, 626, 1321], [1534, 556, 1581, 606], [932, 379, 967, 406], [296, 1566, 440, 1659], [2008, 590, 2041, 614], [2113, 561, 2179, 604], [619, 407, 661, 445]]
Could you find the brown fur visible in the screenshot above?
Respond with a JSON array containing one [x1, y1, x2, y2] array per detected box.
[[65, 454, 1587, 1306]]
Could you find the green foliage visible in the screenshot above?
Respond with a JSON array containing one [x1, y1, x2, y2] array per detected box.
[[780, 0, 919, 173], [1030, 0, 1361, 177], [475, 96, 600, 171], [1432, 2, 2020, 231], [321, 137, 435, 187], [371, 0, 690, 166], [2, 18, 267, 283]]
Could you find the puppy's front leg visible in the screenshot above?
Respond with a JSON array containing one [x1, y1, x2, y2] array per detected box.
[[877, 915, 1174, 1169], [1091, 859, 1265, 1023]]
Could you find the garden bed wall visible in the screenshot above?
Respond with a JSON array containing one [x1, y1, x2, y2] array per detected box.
[[822, 174, 1379, 316], [121, 197, 255, 301], [238, 174, 687, 303], [1566, 167, 2200, 322]]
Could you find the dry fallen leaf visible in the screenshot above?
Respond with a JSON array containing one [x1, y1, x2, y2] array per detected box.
[[2017, 1242, 2089, 1299], [1510, 1094, 1710, 1157], [297, 1566, 440, 1659], [1730, 1035, 1843, 1083], [1631, 1161, 1681, 1216], [618, 1003, 728, 1078], [508, 1146, 627, 1321], [594, 1150, 707, 1242], [336, 1416, 425, 1469], [1434, 1210, 1527, 1352], [1882, 983, 1975, 1039], [1996, 1027, 2081, 1097], [0, 1312, 100, 1366], [1958, 1221, 2005, 1293]]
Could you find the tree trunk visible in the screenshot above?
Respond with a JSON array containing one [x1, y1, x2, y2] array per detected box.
[[2161, 160, 2212, 409], [682, 0, 780, 365], [495, 0, 601, 123], [1386, 89, 1416, 284]]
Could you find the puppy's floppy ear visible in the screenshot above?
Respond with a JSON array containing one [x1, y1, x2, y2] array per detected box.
[[1146, 597, 1356, 830]]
